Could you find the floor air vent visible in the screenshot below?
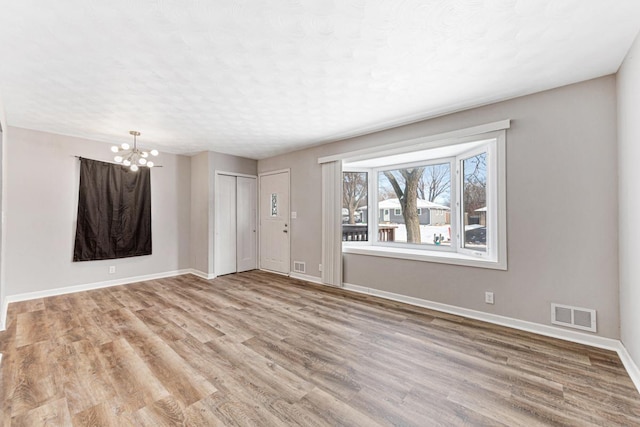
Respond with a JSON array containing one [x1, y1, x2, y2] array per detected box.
[[551, 303, 596, 332], [293, 261, 306, 274]]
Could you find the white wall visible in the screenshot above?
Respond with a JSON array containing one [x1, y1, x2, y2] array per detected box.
[[618, 32, 640, 368], [4, 127, 191, 296], [259, 76, 620, 338]]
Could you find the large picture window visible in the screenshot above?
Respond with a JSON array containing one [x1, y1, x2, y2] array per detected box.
[[340, 128, 506, 270]]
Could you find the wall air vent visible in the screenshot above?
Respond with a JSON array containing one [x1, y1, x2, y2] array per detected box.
[[293, 261, 306, 274], [551, 303, 596, 333]]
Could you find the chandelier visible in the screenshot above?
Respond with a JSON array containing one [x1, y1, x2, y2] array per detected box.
[[111, 131, 158, 171]]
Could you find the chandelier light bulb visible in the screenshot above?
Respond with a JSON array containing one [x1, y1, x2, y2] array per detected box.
[[111, 131, 158, 171]]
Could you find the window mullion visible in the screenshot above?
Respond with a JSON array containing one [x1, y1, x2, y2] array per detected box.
[[451, 160, 460, 251], [371, 167, 377, 245], [456, 158, 463, 252]]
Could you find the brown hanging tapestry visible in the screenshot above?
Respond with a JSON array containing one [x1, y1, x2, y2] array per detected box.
[[73, 158, 152, 261]]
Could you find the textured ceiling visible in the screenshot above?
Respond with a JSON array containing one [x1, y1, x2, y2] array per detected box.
[[0, 1, 639, 159]]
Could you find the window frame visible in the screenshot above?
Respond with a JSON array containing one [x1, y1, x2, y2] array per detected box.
[[342, 129, 507, 270]]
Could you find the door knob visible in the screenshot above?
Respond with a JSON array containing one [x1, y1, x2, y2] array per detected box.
[[283, 229, 288, 233]]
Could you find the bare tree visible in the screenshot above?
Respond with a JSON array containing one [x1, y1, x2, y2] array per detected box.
[[383, 167, 424, 243], [462, 154, 487, 216], [343, 172, 367, 224], [378, 184, 397, 201], [464, 183, 486, 213], [418, 164, 450, 203]]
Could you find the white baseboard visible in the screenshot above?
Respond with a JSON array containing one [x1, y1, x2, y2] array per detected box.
[[0, 269, 193, 331], [617, 343, 640, 393], [259, 268, 290, 277], [343, 281, 640, 395], [289, 272, 323, 285], [343, 282, 620, 351], [0, 299, 8, 331], [6, 269, 194, 303], [189, 269, 216, 280], [1, 270, 638, 395]]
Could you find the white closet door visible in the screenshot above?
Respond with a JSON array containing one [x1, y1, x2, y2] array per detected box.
[[236, 176, 257, 272], [216, 174, 237, 276]]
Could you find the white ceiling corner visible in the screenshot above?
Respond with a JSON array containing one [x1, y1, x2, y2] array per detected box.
[[0, 0, 638, 159]]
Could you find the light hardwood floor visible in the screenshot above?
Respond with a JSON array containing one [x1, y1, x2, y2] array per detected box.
[[1, 271, 639, 426]]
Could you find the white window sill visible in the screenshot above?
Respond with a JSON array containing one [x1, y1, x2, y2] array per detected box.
[[343, 245, 507, 270]]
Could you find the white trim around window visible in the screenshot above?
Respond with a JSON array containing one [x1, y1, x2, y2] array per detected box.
[[338, 125, 508, 270], [318, 120, 510, 165]]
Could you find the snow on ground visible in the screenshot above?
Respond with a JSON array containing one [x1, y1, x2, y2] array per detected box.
[[388, 223, 487, 250], [392, 224, 452, 245]]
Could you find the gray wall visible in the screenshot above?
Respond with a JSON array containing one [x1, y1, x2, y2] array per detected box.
[[1, 128, 258, 298], [259, 76, 620, 338], [189, 151, 257, 276], [190, 152, 213, 275], [619, 33, 640, 366], [260, 150, 324, 277], [0, 97, 5, 317], [212, 152, 257, 177], [4, 127, 191, 295]]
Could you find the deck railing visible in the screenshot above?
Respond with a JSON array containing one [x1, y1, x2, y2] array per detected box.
[[342, 225, 396, 242]]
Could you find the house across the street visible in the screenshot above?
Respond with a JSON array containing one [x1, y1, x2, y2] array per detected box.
[[378, 198, 450, 225]]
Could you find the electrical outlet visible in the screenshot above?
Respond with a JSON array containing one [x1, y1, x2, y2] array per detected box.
[[485, 291, 494, 304], [109, 266, 116, 274], [319, 264, 323, 272]]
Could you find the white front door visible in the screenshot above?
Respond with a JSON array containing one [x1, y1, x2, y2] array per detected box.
[[236, 176, 257, 272], [216, 174, 237, 276], [260, 171, 290, 274]]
